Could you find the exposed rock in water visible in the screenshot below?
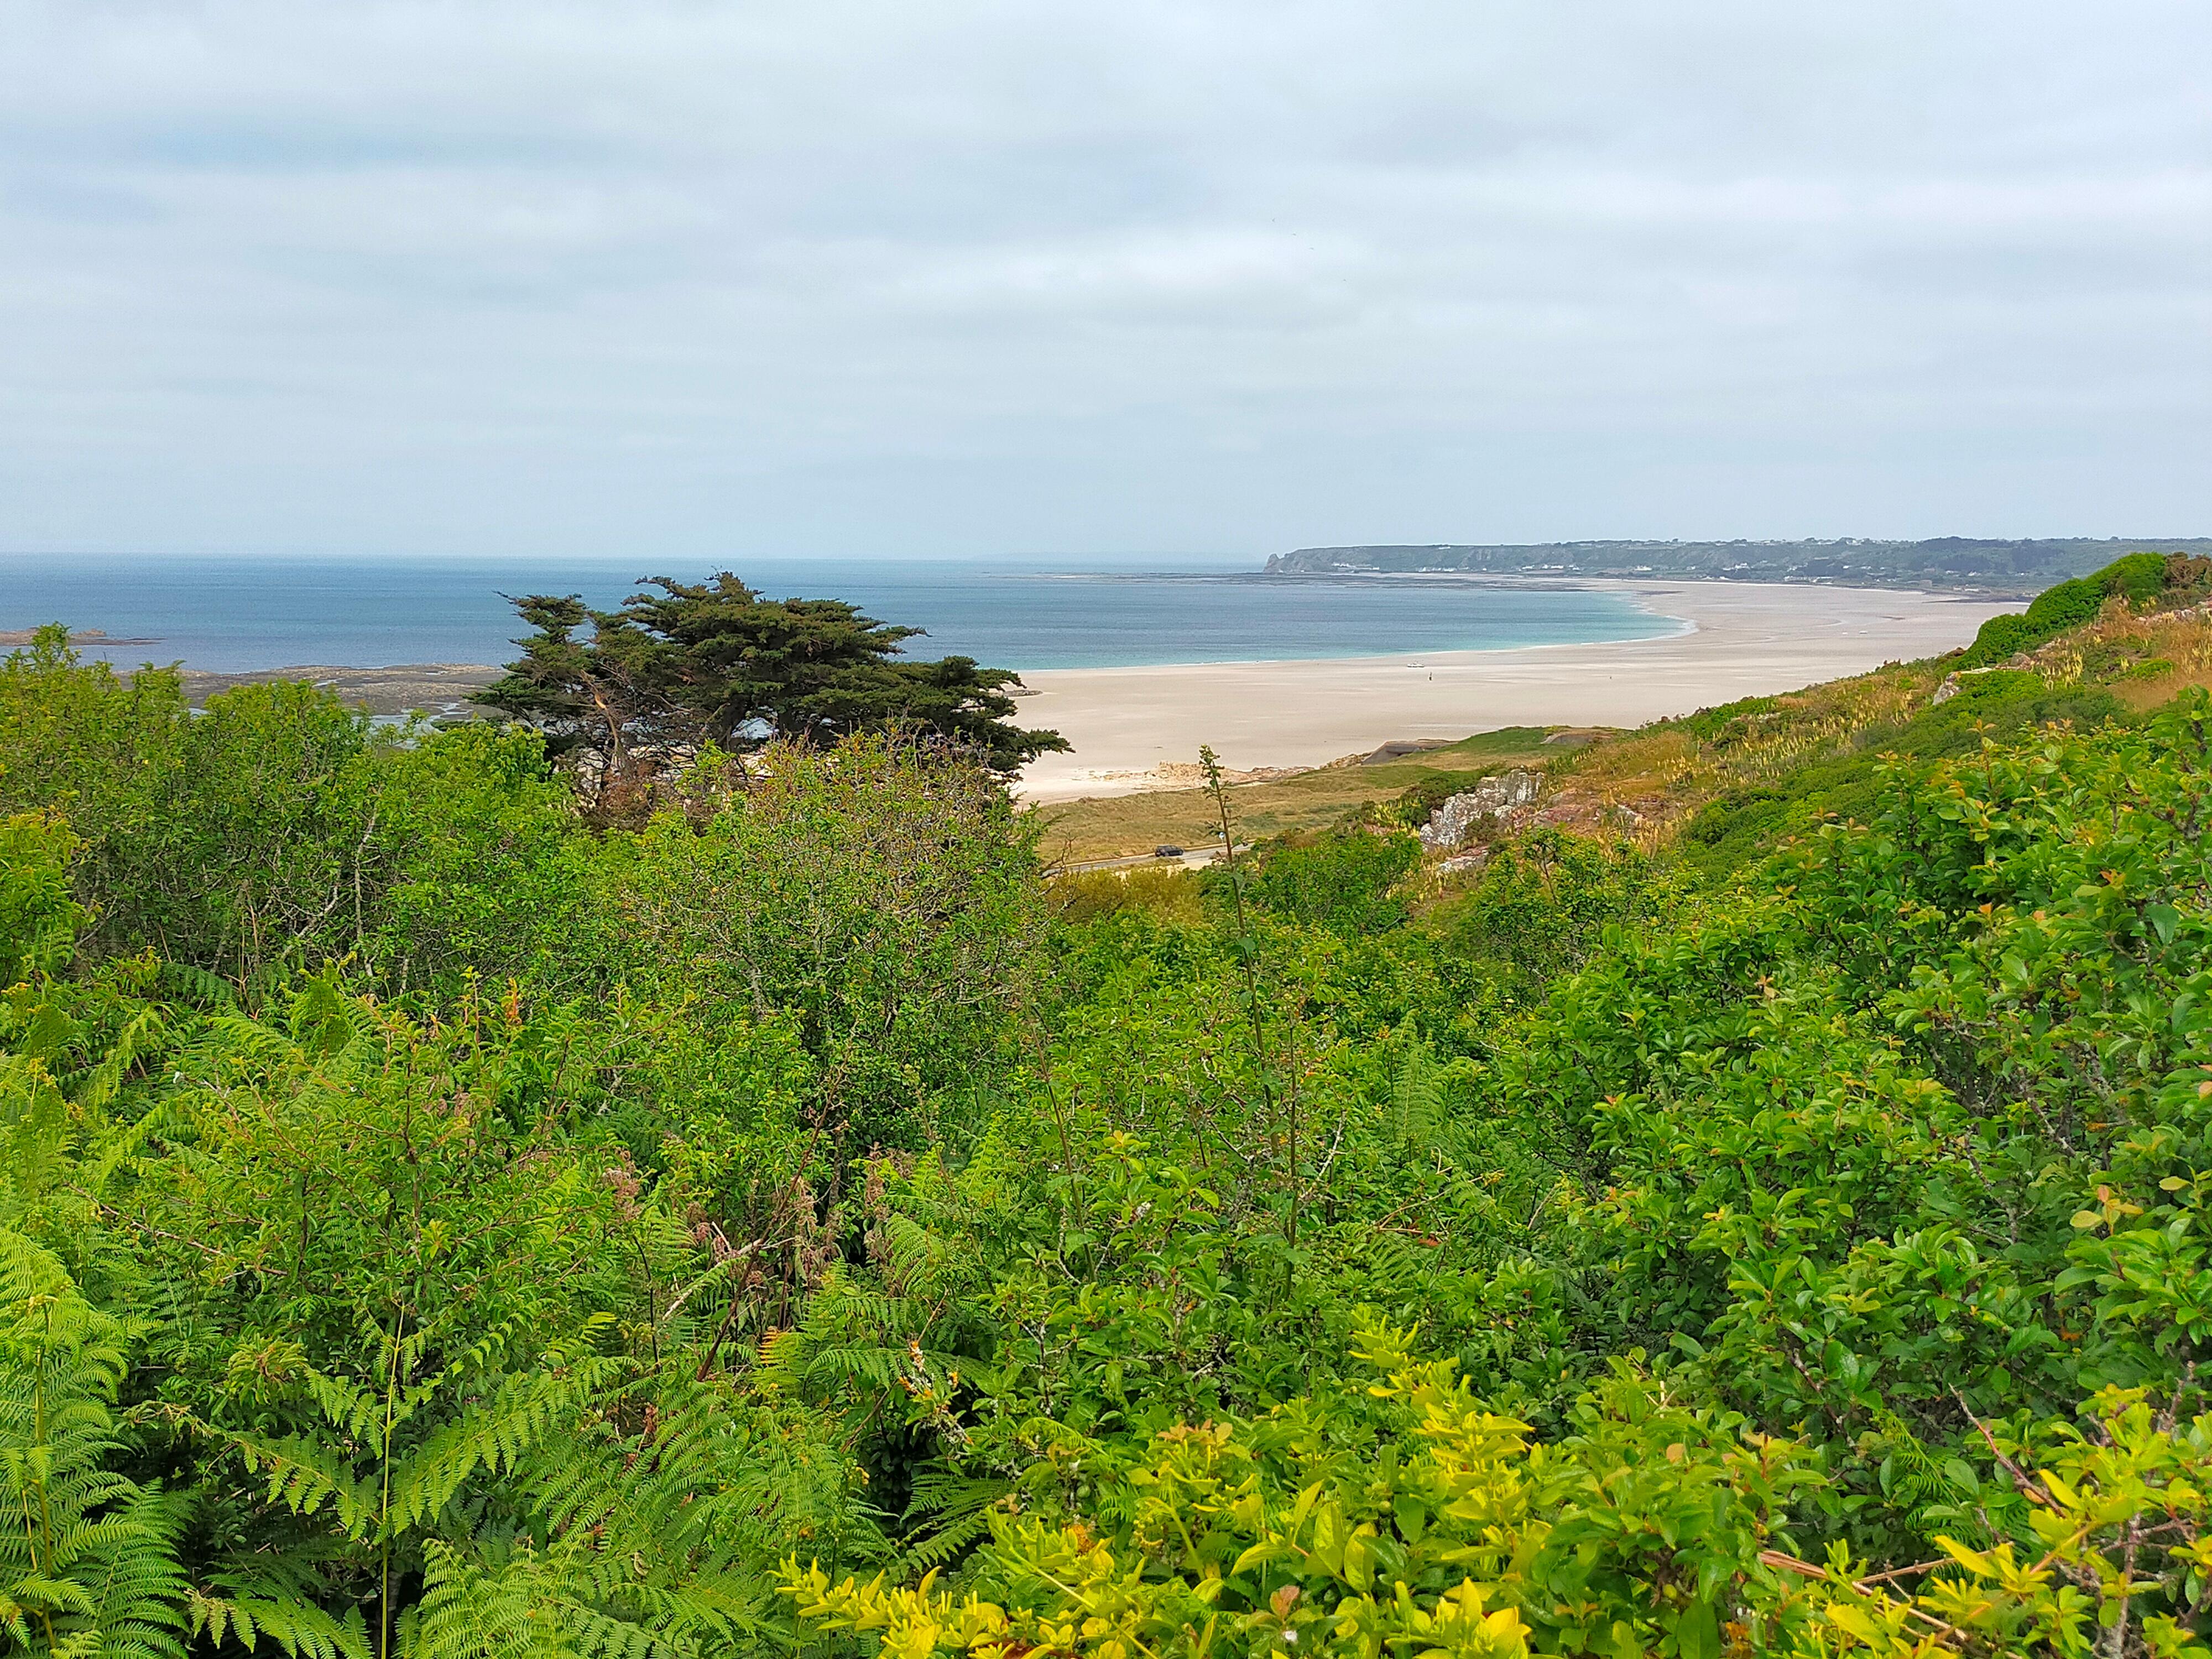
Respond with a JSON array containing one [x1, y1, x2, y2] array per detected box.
[[0, 627, 161, 647], [176, 662, 499, 717]]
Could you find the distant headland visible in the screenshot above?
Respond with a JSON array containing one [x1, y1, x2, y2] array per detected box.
[[1264, 537, 2212, 594]]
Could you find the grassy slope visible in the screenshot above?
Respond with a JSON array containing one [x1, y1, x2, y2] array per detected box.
[[1032, 727, 1566, 864], [1616, 597, 2212, 870]]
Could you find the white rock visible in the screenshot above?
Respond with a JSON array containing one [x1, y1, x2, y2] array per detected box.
[[1420, 769, 1541, 851]]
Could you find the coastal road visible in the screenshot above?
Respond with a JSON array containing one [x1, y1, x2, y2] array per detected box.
[[1052, 844, 1249, 876]]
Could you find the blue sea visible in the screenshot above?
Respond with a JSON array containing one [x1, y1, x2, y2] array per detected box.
[[0, 554, 1672, 673]]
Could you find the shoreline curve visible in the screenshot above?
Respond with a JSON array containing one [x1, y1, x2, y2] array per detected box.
[[1014, 579, 2009, 803]]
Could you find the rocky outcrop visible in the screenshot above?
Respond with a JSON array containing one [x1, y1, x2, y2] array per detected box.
[[1419, 769, 1541, 851]]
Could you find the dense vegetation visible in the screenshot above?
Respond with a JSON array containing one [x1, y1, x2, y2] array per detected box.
[[6, 564, 2212, 1658], [1959, 554, 2211, 669]]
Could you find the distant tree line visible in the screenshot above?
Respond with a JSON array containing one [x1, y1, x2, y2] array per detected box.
[[1267, 535, 2212, 589]]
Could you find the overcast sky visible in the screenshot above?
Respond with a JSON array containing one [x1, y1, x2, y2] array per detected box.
[[4, 2, 2206, 560]]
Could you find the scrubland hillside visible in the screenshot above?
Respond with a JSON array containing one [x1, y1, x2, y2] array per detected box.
[[1050, 551, 2212, 869], [6, 555, 2212, 1657]]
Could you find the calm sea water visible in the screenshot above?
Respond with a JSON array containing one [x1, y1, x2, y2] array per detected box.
[[0, 554, 1673, 673]]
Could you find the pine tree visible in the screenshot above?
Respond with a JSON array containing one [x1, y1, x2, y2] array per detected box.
[[474, 575, 1065, 805]]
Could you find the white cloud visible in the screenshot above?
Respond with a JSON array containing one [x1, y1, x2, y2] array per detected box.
[[1, 0, 2207, 555]]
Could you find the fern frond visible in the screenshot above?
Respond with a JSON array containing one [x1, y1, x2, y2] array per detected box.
[[189, 1585, 372, 1659], [383, 1368, 608, 1535], [159, 961, 238, 1010], [1, 1234, 186, 1659], [297, 1365, 382, 1442], [901, 1505, 993, 1572], [1389, 1044, 1447, 1151], [404, 1539, 558, 1659], [76, 1006, 173, 1117], [223, 1430, 374, 1536], [66, 1489, 189, 1659]]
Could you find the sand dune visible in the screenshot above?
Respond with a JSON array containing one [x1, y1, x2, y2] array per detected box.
[[1015, 580, 2010, 803]]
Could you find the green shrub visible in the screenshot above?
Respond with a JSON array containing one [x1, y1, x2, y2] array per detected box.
[[1671, 670, 2130, 878], [353, 721, 581, 996], [0, 813, 84, 987], [1672, 693, 1780, 745], [1961, 550, 2189, 667], [1048, 863, 1203, 924], [1385, 773, 1457, 831], [0, 627, 190, 956], [586, 733, 1047, 1151], [2105, 549, 2171, 604], [1231, 827, 1420, 935], [1428, 829, 1676, 995], [19, 588, 2212, 1657]]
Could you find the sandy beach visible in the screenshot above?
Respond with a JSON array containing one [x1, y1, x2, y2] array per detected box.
[[1016, 580, 2010, 802]]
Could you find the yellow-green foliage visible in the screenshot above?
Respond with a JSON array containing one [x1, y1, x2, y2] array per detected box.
[[785, 1321, 1814, 1656], [1049, 863, 1206, 925], [785, 1331, 2212, 1658], [787, 1356, 2212, 1658]]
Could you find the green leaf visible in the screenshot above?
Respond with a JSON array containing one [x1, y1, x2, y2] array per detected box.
[[1674, 1599, 1720, 1659]]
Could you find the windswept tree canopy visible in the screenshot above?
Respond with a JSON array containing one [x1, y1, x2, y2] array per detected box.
[[473, 573, 1066, 799]]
